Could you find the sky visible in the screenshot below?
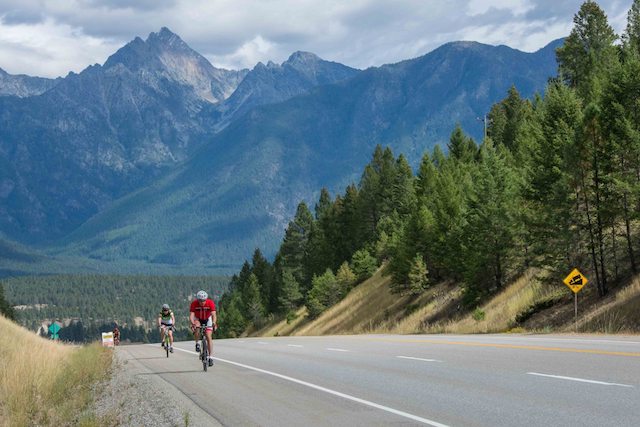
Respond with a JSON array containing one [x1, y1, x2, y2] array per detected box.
[[0, 0, 634, 78]]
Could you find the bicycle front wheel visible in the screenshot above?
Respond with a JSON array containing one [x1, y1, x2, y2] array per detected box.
[[202, 339, 208, 372]]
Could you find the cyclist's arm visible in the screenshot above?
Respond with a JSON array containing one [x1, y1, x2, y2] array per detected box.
[[212, 309, 217, 329], [157, 315, 162, 327], [171, 311, 176, 326], [189, 311, 196, 325]]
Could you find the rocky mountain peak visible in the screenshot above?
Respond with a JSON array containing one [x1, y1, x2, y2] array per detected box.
[[146, 27, 189, 52], [285, 51, 321, 67], [102, 28, 245, 103]]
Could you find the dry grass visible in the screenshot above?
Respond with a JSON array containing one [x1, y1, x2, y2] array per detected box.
[[0, 315, 113, 427], [578, 275, 640, 333], [252, 266, 640, 338], [254, 306, 309, 337], [616, 276, 640, 302], [430, 270, 549, 334], [292, 268, 400, 336]]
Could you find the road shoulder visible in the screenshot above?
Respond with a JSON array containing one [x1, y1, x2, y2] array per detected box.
[[93, 346, 220, 427]]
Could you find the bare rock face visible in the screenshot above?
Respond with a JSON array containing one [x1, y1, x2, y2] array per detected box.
[[0, 67, 61, 98]]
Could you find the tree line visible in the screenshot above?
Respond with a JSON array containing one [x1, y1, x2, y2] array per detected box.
[[2, 274, 228, 342], [217, 0, 640, 336]]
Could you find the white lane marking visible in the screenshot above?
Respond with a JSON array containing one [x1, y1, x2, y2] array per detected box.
[[287, 344, 304, 348], [172, 347, 448, 427], [397, 356, 442, 363], [527, 372, 634, 388], [327, 348, 350, 352], [257, 341, 269, 345]]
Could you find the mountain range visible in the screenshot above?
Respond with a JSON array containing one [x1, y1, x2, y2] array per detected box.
[[0, 28, 561, 274]]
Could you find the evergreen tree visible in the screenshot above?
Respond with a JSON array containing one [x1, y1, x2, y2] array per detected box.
[[463, 141, 522, 298], [244, 273, 265, 324], [416, 151, 438, 201], [306, 269, 339, 318], [350, 249, 378, 282], [623, 0, 640, 55], [277, 202, 314, 292], [223, 293, 248, 338], [556, 0, 618, 99], [335, 262, 357, 296], [278, 269, 303, 314], [251, 248, 276, 312], [408, 254, 430, 296]]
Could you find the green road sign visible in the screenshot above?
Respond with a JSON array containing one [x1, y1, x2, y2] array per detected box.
[[49, 323, 61, 335]]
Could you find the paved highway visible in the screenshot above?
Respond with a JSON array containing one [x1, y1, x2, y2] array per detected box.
[[121, 334, 640, 426]]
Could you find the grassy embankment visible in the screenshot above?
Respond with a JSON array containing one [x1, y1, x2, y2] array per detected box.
[[256, 266, 640, 337], [0, 315, 113, 426]]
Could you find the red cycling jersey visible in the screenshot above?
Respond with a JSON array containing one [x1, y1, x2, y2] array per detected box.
[[190, 298, 216, 321]]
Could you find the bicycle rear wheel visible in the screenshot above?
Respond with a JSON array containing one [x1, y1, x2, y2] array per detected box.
[[165, 335, 169, 358]]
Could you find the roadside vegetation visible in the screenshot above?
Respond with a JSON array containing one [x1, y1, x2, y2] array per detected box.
[[0, 315, 113, 426], [217, 0, 640, 338]]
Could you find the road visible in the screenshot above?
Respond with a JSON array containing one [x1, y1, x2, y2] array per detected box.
[[120, 334, 640, 426]]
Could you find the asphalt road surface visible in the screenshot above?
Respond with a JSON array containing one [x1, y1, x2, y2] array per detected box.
[[121, 334, 640, 426]]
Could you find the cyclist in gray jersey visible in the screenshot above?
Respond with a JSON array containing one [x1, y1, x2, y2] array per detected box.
[[158, 304, 176, 353]]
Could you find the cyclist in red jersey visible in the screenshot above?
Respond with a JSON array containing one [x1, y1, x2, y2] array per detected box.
[[189, 290, 217, 366]]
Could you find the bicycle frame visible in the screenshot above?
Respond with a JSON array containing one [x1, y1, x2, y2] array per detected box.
[[199, 324, 209, 372], [161, 325, 173, 358]]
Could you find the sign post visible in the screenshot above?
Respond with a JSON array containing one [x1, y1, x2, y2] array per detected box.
[[562, 268, 588, 333], [48, 322, 62, 340]]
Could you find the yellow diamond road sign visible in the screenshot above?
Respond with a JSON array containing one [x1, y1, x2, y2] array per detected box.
[[563, 268, 588, 293]]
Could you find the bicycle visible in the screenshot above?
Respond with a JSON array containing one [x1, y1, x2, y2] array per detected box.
[[198, 324, 210, 371], [161, 325, 174, 358]]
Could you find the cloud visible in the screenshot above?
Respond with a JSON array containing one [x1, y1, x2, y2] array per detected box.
[[0, 17, 121, 77], [0, 0, 634, 77]]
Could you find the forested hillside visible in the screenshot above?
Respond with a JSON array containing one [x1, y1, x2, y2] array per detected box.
[[216, 0, 640, 338]]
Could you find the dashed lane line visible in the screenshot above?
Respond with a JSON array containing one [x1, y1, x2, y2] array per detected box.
[[527, 372, 634, 388], [397, 356, 442, 363]]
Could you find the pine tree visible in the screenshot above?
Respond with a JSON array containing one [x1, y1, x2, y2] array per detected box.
[[305, 269, 339, 318], [277, 202, 314, 292], [278, 269, 303, 314], [244, 273, 265, 324], [556, 0, 618, 99], [623, 0, 640, 55], [350, 249, 378, 282], [527, 81, 582, 271], [408, 254, 429, 296], [463, 141, 522, 296], [251, 248, 276, 312], [336, 262, 357, 296]]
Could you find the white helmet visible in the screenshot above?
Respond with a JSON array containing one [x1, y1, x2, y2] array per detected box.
[[196, 290, 208, 301], [162, 303, 170, 310]]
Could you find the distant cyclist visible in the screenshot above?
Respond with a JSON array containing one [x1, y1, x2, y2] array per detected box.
[[189, 290, 217, 367], [158, 304, 175, 353], [113, 322, 120, 346]]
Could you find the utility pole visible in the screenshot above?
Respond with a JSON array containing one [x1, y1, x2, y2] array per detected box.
[[477, 114, 487, 141]]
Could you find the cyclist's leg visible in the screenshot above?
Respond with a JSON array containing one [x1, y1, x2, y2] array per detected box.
[[193, 322, 201, 352], [160, 326, 165, 346], [206, 329, 214, 365], [168, 327, 174, 349]]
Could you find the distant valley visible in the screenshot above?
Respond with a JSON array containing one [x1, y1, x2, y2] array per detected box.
[[0, 28, 560, 274]]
